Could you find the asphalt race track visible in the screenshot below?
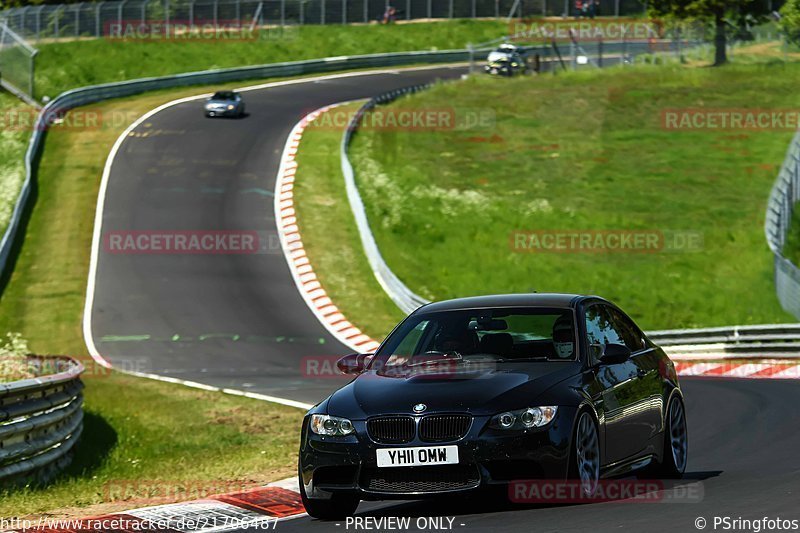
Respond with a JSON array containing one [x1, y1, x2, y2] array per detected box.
[[273, 377, 800, 532], [87, 67, 800, 531], [88, 66, 465, 405]]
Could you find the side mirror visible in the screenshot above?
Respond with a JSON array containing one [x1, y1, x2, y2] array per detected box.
[[336, 353, 373, 375], [599, 343, 631, 365]]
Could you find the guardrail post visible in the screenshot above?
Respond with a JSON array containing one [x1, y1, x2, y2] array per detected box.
[[300, 0, 304, 24], [141, 0, 148, 25], [95, 1, 103, 37], [449, 0, 453, 18], [321, 0, 325, 24], [281, 0, 285, 25], [117, 0, 126, 32], [427, 0, 432, 18], [406, 0, 410, 20], [19, 6, 29, 39], [35, 5, 42, 40], [213, 0, 218, 27], [189, 0, 194, 26], [75, 3, 80, 37], [363, 0, 367, 23], [472, 0, 476, 18]]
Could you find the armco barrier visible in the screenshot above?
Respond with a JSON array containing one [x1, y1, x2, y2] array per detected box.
[[765, 129, 800, 320], [648, 324, 800, 359], [0, 356, 84, 485], [0, 49, 487, 280]]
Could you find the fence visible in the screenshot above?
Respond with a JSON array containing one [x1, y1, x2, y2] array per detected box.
[[0, 21, 37, 104], [766, 129, 800, 320], [0, 356, 84, 485], [0, 0, 650, 42]]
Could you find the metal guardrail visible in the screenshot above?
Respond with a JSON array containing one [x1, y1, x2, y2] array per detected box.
[[648, 324, 800, 359], [341, 83, 434, 315], [0, 49, 483, 281], [0, 356, 84, 485], [765, 129, 800, 320]]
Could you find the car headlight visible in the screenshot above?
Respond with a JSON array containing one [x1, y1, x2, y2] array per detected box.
[[227, 104, 235, 110], [310, 414, 355, 436], [491, 406, 558, 430]]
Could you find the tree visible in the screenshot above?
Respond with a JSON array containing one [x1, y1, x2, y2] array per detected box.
[[779, 0, 800, 43], [648, 0, 772, 66]]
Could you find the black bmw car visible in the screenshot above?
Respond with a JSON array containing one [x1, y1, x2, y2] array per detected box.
[[298, 294, 688, 519]]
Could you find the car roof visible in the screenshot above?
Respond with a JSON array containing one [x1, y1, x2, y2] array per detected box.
[[414, 293, 591, 314]]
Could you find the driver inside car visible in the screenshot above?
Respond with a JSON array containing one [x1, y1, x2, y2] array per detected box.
[[552, 316, 575, 359]]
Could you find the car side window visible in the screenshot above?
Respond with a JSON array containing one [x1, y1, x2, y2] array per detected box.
[[607, 308, 646, 353], [584, 304, 623, 364]]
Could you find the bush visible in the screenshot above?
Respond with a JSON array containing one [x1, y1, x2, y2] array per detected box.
[[780, 0, 800, 43], [0, 332, 33, 382]]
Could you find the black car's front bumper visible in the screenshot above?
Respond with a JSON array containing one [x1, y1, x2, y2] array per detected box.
[[299, 407, 576, 501]]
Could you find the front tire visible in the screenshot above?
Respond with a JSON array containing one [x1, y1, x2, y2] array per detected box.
[[655, 396, 688, 478], [569, 411, 600, 498], [299, 466, 360, 520]]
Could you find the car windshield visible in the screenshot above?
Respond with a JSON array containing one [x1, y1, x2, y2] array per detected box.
[[372, 307, 577, 368], [211, 91, 236, 101]]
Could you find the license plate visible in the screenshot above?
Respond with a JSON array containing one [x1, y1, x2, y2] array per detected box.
[[376, 446, 458, 468]]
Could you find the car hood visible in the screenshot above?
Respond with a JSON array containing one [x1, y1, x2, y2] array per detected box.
[[326, 361, 580, 418], [206, 99, 234, 106]]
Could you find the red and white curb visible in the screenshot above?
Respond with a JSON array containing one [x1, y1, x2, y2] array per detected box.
[[274, 104, 381, 355], [675, 360, 800, 379]]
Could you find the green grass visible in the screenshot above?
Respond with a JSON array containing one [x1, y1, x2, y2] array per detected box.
[[293, 102, 406, 340], [0, 373, 303, 519], [0, 92, 32, 237], [0, 80, 317, 518], [338, 61, 799, 330], [34, 20, 505, 98]]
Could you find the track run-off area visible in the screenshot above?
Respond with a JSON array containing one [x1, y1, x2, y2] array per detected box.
[[83, 66, 800, 532]]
